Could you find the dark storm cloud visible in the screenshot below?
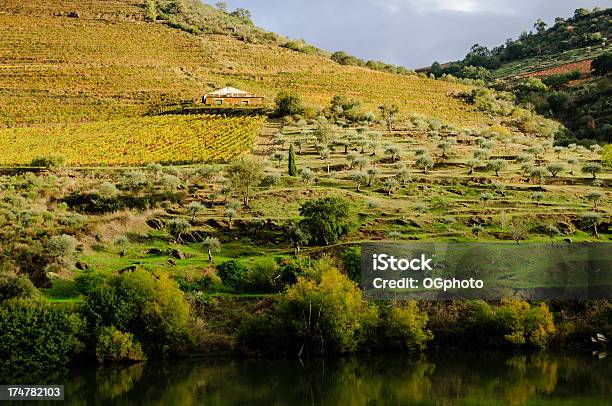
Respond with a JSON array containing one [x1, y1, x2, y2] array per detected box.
[[216, 1, 605, 68]]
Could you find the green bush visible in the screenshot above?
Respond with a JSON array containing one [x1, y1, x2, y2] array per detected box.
[[74, 270, 106, 296], [82, 268, 190, 357], [216, 259, 247, 288], [62, 192, 125, 214], [279, 257, 315, 285], [45, 234, 77, 260], [468, 300, 556, 348], [591, 52, 612, 76], [381, 302, 432, 350], [496, 300, 555, 348], [274, 90, 304, 117], [542, 71, 581, 88], [299, 196, 353, 245], [243, 257, 282, 292], [0, 272, 39, 302], [30, 154, 66, 168], [603, 145, 612, 168], [95, 326, 147, 364], [278, 268, 378, 354], [0, 299, 85, 369], [342, 246, 362, 283], [176, 274, 219, 292]]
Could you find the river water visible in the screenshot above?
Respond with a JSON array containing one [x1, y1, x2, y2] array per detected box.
[[3, 351, 610, 405]]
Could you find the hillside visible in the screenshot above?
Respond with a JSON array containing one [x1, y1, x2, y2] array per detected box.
[[427, 7, 611, 80], [0, 0, 498, 132], [424, 7, 611, 145]]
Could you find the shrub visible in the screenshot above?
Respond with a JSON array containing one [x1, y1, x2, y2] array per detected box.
[[122, 171, 149, 191], [299, 196, 352, 245], [159, 174, 182, 192], [496, 300, 555, 348], [62, 192, 125, 214], [45, 234, 77, 260], [601, 144, 612, 168], [279, 258, 315, 285], [216, 259, 247, 288], [0, 299, 85, 369], [381, 302, 432, 350], [0, 272, 39, 302], [30, 154, 66, 168], [82, 269, 190, 357], [278, 268, 378, 354], [95, 326, 147, 364], [275, 91, 304, 117], [74, 270, 106, 296], [176, 274, 219, 292], [591, 52, 612, 76], [243, 257, 282, 292], [466, 300, 556, 349], [342, 246, 362, 283], [261, 173, 281, 187], [97, 181, 119, 198]]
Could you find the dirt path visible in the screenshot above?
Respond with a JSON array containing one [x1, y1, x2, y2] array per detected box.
[[252, 118, 282, 157]]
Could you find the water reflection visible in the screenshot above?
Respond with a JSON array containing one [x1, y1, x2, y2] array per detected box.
[[2, 352, 610, 405]]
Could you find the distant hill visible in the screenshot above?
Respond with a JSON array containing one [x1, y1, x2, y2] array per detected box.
[[427, 7, 611, 80], [422, 7, 611, 145]]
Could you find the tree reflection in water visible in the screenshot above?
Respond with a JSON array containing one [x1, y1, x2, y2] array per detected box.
[[3, 352, 610, 405]]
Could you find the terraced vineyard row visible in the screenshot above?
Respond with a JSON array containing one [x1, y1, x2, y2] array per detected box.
[[0, 114, 266, 166]]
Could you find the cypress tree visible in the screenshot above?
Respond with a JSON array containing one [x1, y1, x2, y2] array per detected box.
[[288, 144, 297, 176]]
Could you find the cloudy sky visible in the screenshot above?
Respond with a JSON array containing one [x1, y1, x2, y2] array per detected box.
[[217, 1, 604, 68]]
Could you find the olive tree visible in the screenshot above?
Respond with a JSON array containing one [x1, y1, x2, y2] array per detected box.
[[383, 177, 399, 196], [585, 191, 603, 208], [531, 192, 544, 207], [366, 167, 380, 187], [187, 201, 205, 222], [224, 208, 237, 229], [530, 167, 548, 184], [286, 223, 310, 255], [580, 212, 602, 237], [384, 146, 401, 162], [546, 163, 564, 178], [437, 139, 456, 159], [202, 236, 221, 263], [466, 159, 480, 175], [319, 147, 331, 172], [226, 158, 265, 207], [581, 163, 602, 179], [166, 218, 191, 243], [351, 172, 369, 192], [567, 158, 577, 175], [416, 155, 434, 174], [486, 159, 507, 176]]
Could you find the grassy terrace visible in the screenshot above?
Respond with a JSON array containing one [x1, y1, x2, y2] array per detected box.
[[31, 115, 610, 302]]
